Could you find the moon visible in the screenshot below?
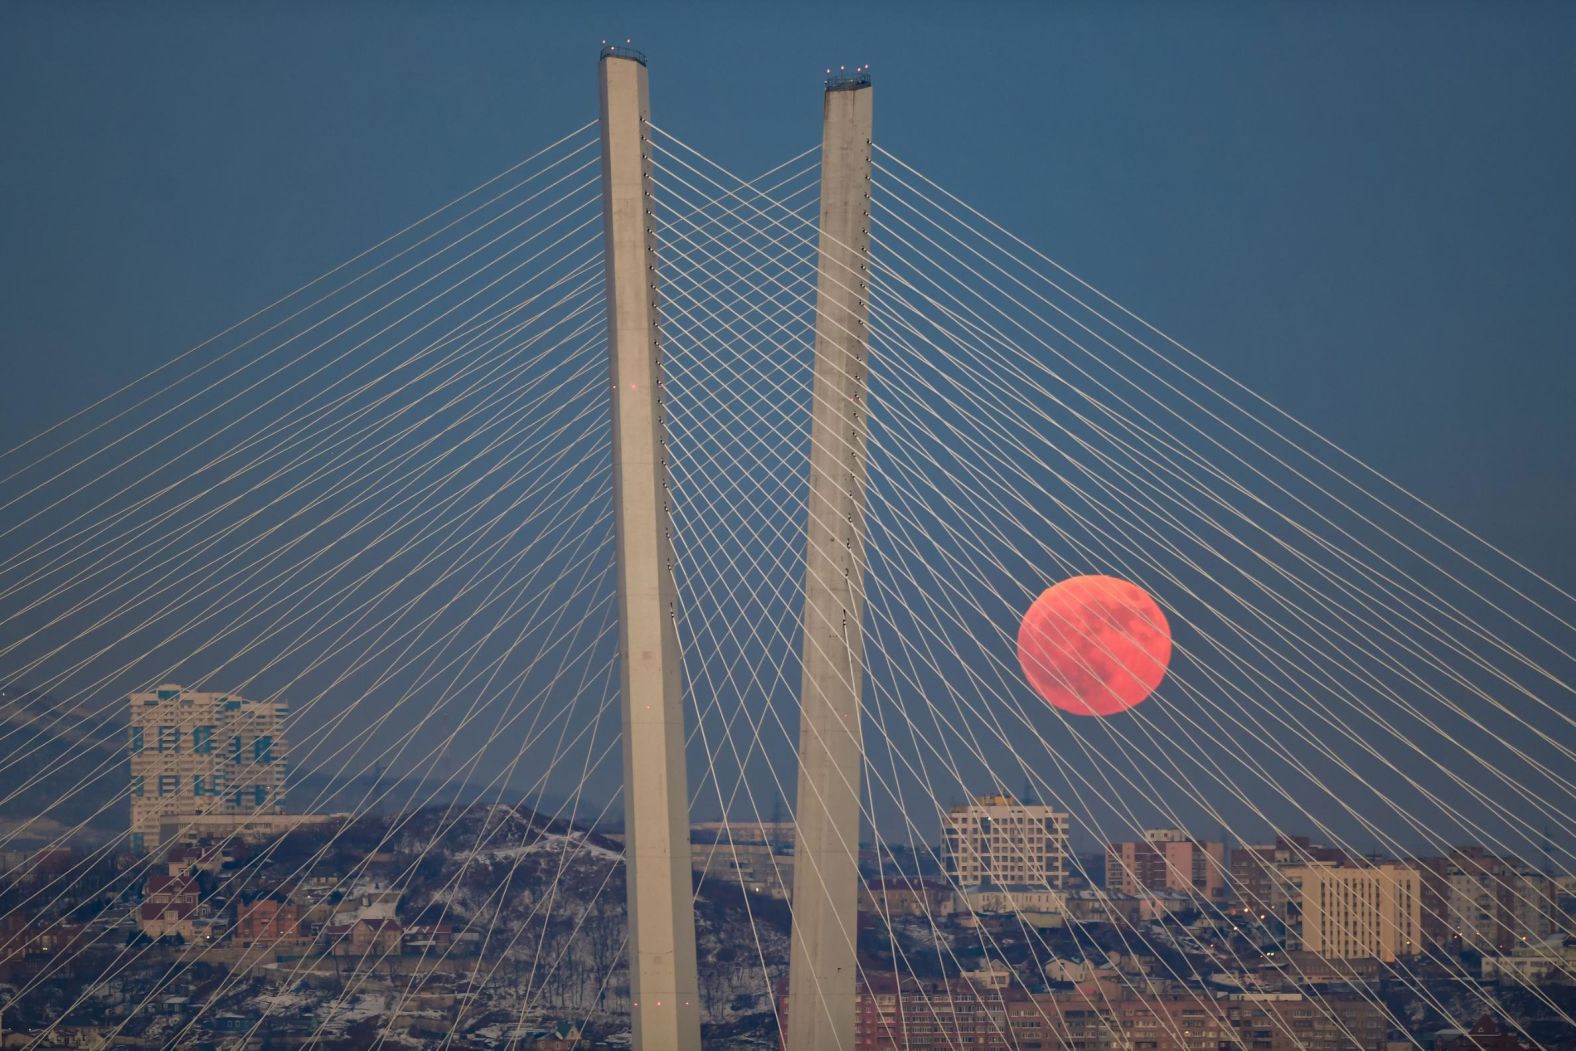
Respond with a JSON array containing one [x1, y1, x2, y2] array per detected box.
[[1017, 575, 1171, 717]]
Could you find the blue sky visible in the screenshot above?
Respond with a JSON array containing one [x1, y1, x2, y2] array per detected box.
[[1, 2, 1572, 849], [3, 2, 1571, 572]]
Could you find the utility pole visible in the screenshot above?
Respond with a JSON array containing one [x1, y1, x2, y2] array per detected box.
[[599, 44, 702, 1051], [786, 66, 873, 1051]]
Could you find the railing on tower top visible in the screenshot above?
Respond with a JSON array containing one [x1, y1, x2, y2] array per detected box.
[[600, 43, 647, 65], [825, 66, 872, 91]]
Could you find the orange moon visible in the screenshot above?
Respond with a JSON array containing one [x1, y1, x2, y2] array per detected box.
[[1017, 575, 1171, 717]]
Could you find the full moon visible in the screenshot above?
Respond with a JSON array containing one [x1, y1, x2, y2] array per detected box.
[[1017, 575, 1172, 717]]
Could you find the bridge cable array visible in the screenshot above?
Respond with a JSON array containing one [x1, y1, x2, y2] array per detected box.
[[643, 127, 1576, 1046], [0, 114, 1567, 1048]]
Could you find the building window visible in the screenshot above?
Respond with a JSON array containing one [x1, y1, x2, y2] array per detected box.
[[158, 775, 180, 796], [129, 726, 144, 753], [132, 775, 145, 797], [157, 725, 180, 752], [193, 775, 207, 796], [193, 726, 215, 754], [231, 735, 243, 764], [254, 785, 269, 807], [254, 736, 273, 763]]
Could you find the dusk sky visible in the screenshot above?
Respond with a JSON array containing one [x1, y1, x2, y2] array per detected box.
[[4, 3, 1571, 572], [1, 3, 1572, 853]]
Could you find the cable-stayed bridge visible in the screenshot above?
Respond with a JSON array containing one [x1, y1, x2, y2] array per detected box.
[[0, 48, 1571, 1051]]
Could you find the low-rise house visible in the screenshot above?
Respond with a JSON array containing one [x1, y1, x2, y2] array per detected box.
[[139, 898, 200, 941], [164, 841, 237, 876], [403, 920, 458, 952], [960, 958, 1015, 989], [1435, 1016, 1537, 1051], [233, 898, 310, 949], [329, 886, 401, 925], [139, 872, 203, 940], [325, 916, 404, 957], [859, 877, 954, 918], [529, 1022, 586, 1050]]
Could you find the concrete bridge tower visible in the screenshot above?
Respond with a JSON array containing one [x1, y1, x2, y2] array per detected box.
[[787, 68, 874, 1051], [599, 46, 702, 1051]]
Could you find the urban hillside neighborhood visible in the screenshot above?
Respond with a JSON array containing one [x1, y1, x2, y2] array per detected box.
[[0, 685, 1570, 1049]]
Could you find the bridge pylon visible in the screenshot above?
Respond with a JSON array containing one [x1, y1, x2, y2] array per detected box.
[[787, 69, 874, 1051], [598, 47, 702, 1051]]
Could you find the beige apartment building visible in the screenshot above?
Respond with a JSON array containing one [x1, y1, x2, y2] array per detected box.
[[1283, 861, 1421, 962], [128, 685, 288, 854], [941, 792, 1070, 889]]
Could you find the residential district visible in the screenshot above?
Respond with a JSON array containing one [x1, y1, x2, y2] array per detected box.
[[0, 686, 1570, 1049]]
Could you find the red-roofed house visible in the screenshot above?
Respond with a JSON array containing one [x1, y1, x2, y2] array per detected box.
[[140, 872, 202, 940], [1436, 1016, 1536, 1051], [325, 916, 404, 957], [233, 898, 309, 949]]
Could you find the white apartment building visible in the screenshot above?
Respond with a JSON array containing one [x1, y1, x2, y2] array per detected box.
[[128, 685, 287, 854], [941, 792, 1070, 889], [1481, 939, 1576, 985], [1434, 850, 1558, 952], [1283, 861, 1421, 962]]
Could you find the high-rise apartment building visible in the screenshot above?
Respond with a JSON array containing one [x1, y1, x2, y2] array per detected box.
[[1283, 861, 1421, 962], [1105, 828, 1227, 901], [941, 793, 1069, 889], [1412, 847, 1558, 952], [128, 685, 287, 854]]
